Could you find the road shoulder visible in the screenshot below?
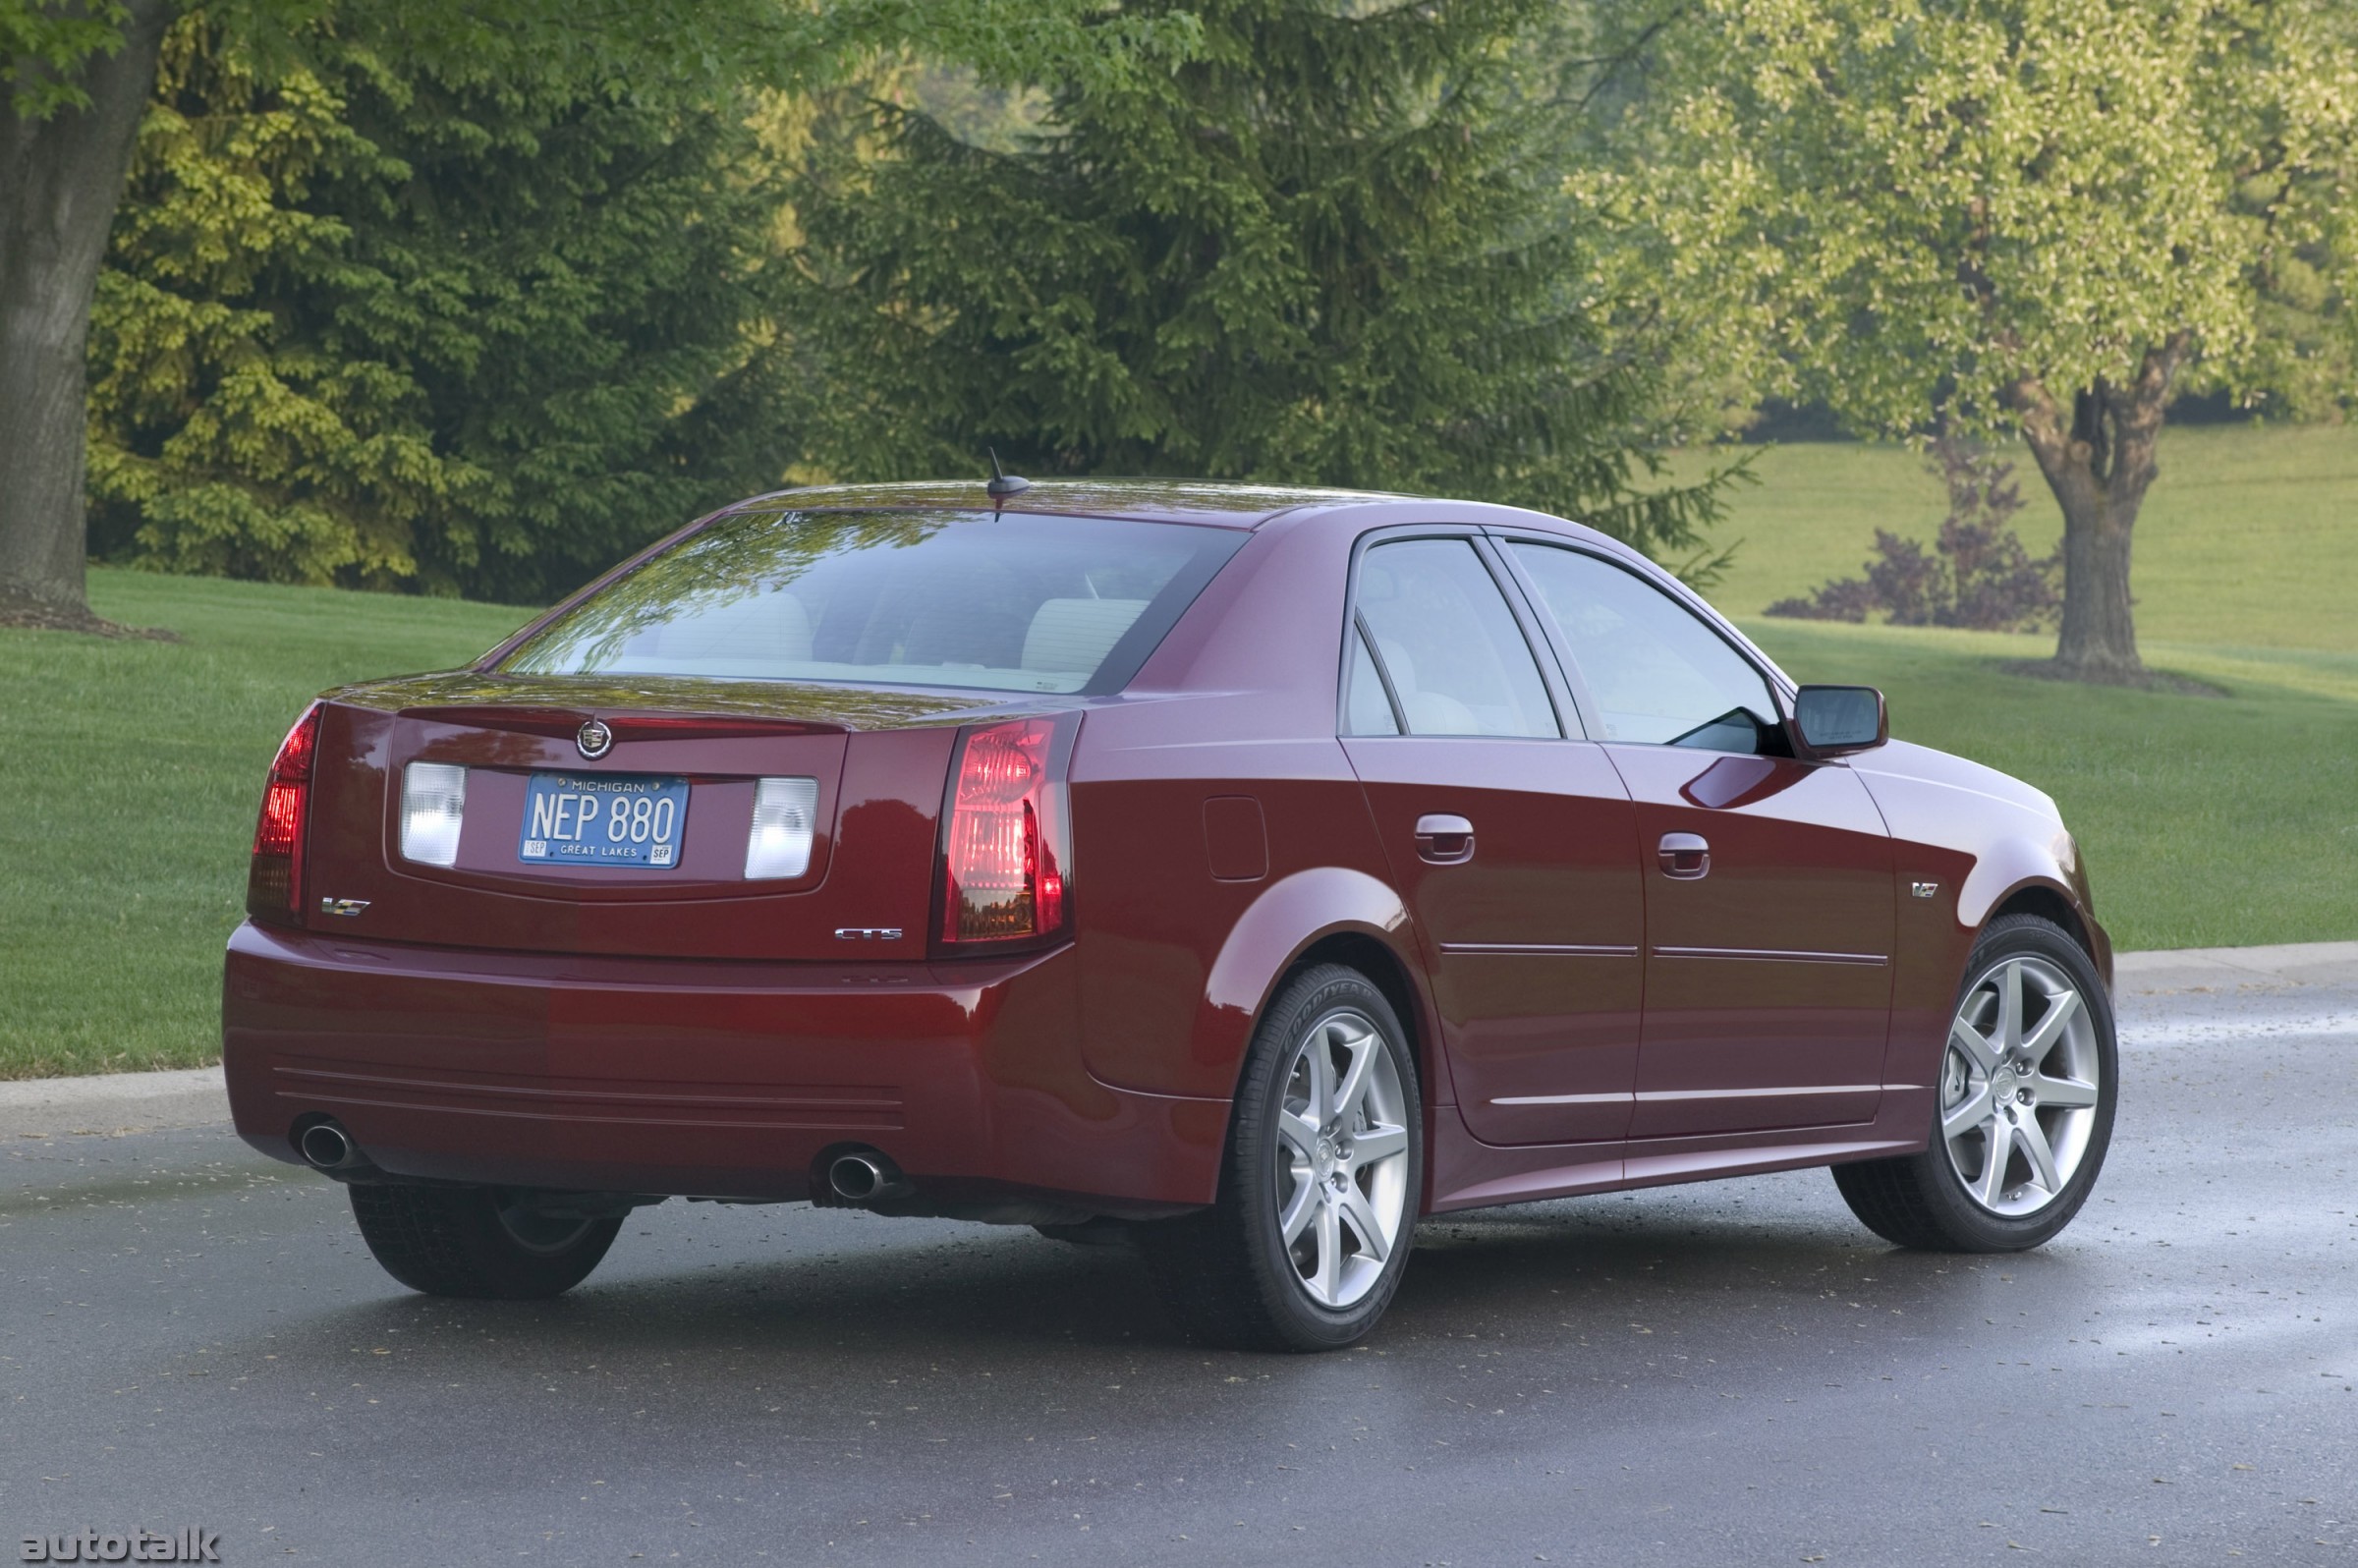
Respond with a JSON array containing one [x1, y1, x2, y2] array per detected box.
[[0, 1065, 228, 1141], [2113, 938, 2358, 993]]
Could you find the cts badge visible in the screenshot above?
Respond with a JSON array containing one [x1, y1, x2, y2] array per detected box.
[[576, 718, 613, 758]]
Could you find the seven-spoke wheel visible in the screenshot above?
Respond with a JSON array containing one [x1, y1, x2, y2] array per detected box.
[[1274, 1008, 1413, 1309], [1939, 954, 2104, 1216], [1834, 914, 2116, 1252], [1138, 965, 1423, 1350]]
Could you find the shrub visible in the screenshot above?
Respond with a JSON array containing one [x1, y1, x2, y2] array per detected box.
[[1767, 438, 2061, 631]]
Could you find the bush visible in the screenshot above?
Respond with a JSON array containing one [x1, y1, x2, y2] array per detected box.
[[1767, 438, 2060, 631], [86, 21, 802, 604]]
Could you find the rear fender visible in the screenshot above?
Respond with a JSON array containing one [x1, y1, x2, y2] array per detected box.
[[1195, 868, 1434, 1102]]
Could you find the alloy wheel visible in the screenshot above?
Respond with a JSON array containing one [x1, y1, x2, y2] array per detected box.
[[1940, 956, 2104, 1217], [1273, 1008, 1412, 1308]]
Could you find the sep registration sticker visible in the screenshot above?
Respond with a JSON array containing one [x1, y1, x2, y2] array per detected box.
[[517, 772, 688, 868]]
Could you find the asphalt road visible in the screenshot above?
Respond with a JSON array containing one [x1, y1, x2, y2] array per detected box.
[[5, 976, 2355, 1568]]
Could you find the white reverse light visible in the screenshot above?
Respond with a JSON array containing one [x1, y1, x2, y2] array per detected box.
[[745, 776, 818, 879], [401, 761, 469, 867]]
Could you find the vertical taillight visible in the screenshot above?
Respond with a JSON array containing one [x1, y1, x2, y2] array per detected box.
[[938, 716, 1072, 949], [247, 703, 322, 924]]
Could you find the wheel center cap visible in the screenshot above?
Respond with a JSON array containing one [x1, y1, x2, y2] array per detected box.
[[1316, 1137, 1337, 1178]]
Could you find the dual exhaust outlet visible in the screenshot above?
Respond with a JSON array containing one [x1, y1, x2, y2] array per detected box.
[[299, 1118, 910, 1206]]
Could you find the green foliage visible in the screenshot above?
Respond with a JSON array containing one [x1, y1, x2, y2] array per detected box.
[[84, 19, 802, 602], [1600, 0, 2358, 436], [13, 0, 1205, 608], [2, 0, 137, 115], [794, 0, 1735, 571]]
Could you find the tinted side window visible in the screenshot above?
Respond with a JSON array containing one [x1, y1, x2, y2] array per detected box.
[[1510, 543, 1776, 753], [1356, 539, 1557, 738]]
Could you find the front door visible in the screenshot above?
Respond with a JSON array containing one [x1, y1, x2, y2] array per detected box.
[[1341, 536, 1646, 1148], [1502, 540, 1896, 1139]]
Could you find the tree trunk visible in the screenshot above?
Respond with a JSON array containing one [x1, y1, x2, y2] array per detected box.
[[2004, 331, 2192, 685], [0, 0, 170, 626]]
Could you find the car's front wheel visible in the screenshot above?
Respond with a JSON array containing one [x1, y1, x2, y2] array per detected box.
[[1834, 913, 2116, 1251], [348, 1184, 622, 1299], [1137, 964, 1422, 1351]]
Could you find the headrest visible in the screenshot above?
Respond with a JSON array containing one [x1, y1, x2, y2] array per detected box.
[[1023, 598, 1149, 675]]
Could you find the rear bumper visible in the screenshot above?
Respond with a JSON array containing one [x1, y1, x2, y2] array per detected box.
[[222, 922, 1225, 1213]]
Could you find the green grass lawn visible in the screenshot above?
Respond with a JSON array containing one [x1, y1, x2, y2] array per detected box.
[[5, 433, 2356, 1080], [1, 570, 529, 1080]]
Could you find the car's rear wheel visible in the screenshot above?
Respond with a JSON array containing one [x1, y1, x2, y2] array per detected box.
[[1136, 964, 1422, 1351], [348, 1184, 622, 1299], [1833, 914, 2116, 1252]]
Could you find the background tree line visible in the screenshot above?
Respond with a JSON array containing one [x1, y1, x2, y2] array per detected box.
[[7, 0, 2357, 683]]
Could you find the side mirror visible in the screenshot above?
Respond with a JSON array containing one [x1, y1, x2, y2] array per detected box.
[[1792, 685, 1886, 757]]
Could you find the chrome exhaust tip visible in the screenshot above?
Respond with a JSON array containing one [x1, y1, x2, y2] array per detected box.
[[827, 1150, 907, 1204], [298, 1120, 359, 1171]]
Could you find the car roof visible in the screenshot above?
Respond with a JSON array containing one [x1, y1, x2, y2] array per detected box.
[[731, 478, 1423, 530], [725, 474, 1643, 582]]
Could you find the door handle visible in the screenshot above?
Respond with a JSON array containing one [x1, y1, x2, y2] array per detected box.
[[1415, 813, 1476, 866], [1656, 832, 1711, 879]]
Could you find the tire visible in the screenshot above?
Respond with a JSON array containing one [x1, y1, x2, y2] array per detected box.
[[1834, 914, 2117, 1252], [1136, 964, 1423, 1351], [348, 1184, 622, 1299]]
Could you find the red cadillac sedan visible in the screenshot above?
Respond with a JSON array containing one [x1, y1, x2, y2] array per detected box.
[[224, 479, 2116, 1350]]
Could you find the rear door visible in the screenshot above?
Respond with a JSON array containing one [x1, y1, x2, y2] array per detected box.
[[1340, 534, 1646, 1148], [1501, 540, 1896, 1140]]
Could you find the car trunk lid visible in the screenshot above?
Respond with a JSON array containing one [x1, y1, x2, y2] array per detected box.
[[297, 674, 1013, 962]]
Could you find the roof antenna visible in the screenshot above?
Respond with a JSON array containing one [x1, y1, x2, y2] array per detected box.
[[985, 448, 1032, 504]]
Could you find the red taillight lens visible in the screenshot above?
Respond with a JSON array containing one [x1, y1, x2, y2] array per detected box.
[[247, 704, 321, 923], [939, 716, 1070, 947]]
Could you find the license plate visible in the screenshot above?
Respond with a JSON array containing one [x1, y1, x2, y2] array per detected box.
[[518, 772, 688, 868]]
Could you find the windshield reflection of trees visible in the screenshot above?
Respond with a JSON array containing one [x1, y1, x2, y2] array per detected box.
[[511, 507, 950, 675]]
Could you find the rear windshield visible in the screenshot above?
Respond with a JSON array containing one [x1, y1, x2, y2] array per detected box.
[[502, 508, 1247, 695]]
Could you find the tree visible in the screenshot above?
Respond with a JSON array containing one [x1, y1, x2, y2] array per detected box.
[[1607, 0, 2358, 682], [1, 0, 1202, 625], [2, 0, 175, 629], [794, 0, 1734, 572], [85, 18, 798, 602]]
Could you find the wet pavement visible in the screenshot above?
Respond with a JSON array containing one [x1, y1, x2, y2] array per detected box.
[[4, 979, 2354, 1567]]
